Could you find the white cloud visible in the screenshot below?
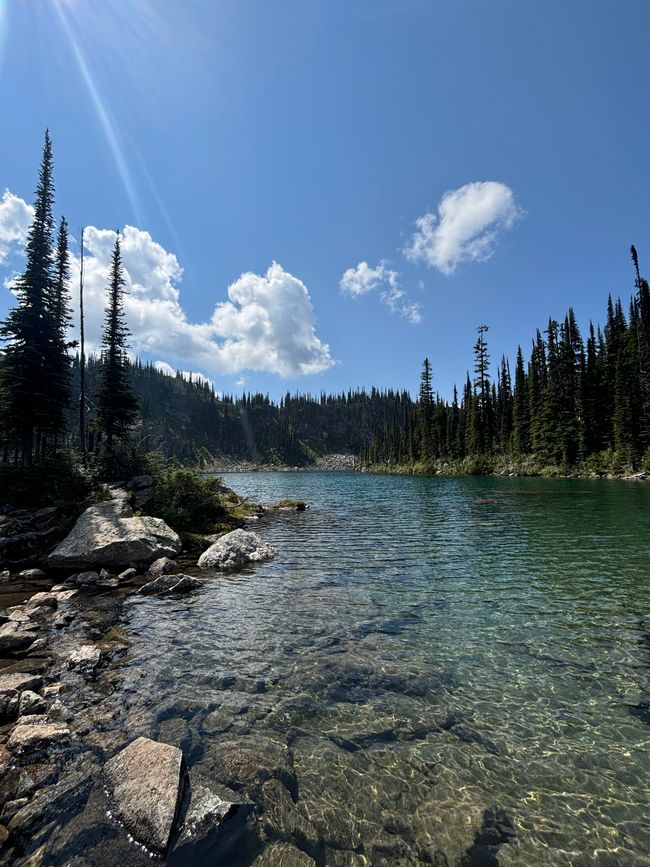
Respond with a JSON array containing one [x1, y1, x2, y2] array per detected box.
[[0, 194, 334, 379], [212, 263, 334, 375], [340, 260, 422, 325], [153, 360, 214, 389], [404, 181, 522, 274], [0, 189, 33, 263]]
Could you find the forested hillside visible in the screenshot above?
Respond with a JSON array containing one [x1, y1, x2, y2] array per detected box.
[[361, 248, 650, 476], [65, 358, 409, 466]]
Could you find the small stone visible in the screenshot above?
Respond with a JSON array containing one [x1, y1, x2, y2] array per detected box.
[[52, 611, 76, 629], [175, 783, 243, 848], [24, 593, 57, 611], [52, 589, 78, 602], [99, 568, 112, 580], [18, 691, 47, 717], [18, 569, 47, 581], [7, 723, 70, 754], [96, 578, 119, 590], [0, 622, 38, 653], [0, 570, 11, 582], [147, 557, 177, 577], [76, 571, 99, 588], [117, 567, 138, 583], [0, 673, 43, 694], [138, 574, 204, 596], [67, 645, 102, 679]]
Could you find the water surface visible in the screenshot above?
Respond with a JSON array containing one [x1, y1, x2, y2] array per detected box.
[[6, 473, 650, 866]]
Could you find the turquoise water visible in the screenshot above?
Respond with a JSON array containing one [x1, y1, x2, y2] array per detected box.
[[9, 472, 650, 865]]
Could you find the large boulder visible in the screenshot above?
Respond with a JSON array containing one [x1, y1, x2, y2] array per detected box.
[[48, 499, 181, 570], [102, 737, 185, 856], [198, 530, 276, 571]]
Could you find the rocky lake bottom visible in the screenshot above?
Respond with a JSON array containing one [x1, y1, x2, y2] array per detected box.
[[1, 471, 649, 866]]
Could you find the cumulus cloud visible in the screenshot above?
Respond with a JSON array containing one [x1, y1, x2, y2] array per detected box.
[[404, 181, 522, 275], [0, 189, 33, 263], [0, 193, 334, 379], [153, 360, 214, 389], [340, 260, 422, 325]]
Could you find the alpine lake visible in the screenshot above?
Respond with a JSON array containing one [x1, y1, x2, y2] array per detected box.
[[1, 471, 649, 866]]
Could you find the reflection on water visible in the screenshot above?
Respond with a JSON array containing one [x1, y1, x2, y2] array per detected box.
[[5, 473, 650, 866]]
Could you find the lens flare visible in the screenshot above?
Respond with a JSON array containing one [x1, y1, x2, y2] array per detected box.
[[51, 1, 146, 225], [0, 1, 7, 74]]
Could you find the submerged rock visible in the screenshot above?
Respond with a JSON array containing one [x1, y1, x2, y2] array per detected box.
[[47, 498, 182, 570], [18, 568, 47, 581], [252, 842, 316, 866], [102, 736, 186, 856], [175, 783, 244, 848], [138, 574, 204, 596], [198, 529, 277, 571], [67, 645, 102, 679]]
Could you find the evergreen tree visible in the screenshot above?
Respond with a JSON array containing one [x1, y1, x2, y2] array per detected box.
[[96, 235, 139, 453], [472, 325, 492, 452], [0, 131, 57, 462], [417, 357, 434, 461], [632, 245, 650, 445], [44, 216, 75, 444], [511, 346, 530, 454]]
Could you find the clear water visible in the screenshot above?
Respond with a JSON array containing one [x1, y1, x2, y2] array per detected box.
[[5, 472, 650, 866]]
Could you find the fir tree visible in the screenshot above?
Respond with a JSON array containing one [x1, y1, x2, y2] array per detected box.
[[96, 235, 139, 453], [0, 131, 57, 462], [418, 357, 434, 461], [511, 346, 530, 454]]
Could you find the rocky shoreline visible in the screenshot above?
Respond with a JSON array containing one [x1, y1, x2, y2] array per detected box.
[[0, 480, 300, 865], [202, 453, 357, 474]]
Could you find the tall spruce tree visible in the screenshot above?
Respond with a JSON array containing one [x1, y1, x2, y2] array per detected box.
[[511, 346, 530, 454], [96, 235, 138, 453], [632, 245, 650, 446], [417, 357, 434, 461], [0, 131, 57, 462], [44, 216, 75, 444]]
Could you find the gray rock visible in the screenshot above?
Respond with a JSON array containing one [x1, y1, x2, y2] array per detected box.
[[52, 611, 76, 629], [0, 690, 19, 722], [252, 843, 316, 866], [96, 577, 119, 590], [147, 556, 177, 577], [102, 736, 185, 856], [198, 529, 277, 571], [175, 783, 242, 847], [48, 498, 181, 570], [0, 672, 43, 694], [0, 570, 10, 582], [18, 691, 46, 717], [7, 723, 70, 754], [117, 567, 138, 583], [25, 592, 57, 611], [18, 568, 47, 580], [0, 622, 38, 653], [75, 571, 100, 588], [67, 645, 102, 678], [138, 574, 204, 596]]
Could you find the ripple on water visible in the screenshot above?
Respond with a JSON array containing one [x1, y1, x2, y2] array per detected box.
[[6, 472, 650, 866]]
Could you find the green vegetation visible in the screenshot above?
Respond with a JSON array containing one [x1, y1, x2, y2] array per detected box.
[[361, 256, 650, 477], [1, 132, 648, 500]]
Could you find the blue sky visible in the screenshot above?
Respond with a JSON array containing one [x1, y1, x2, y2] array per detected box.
[[1, 0, 649, 400]]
